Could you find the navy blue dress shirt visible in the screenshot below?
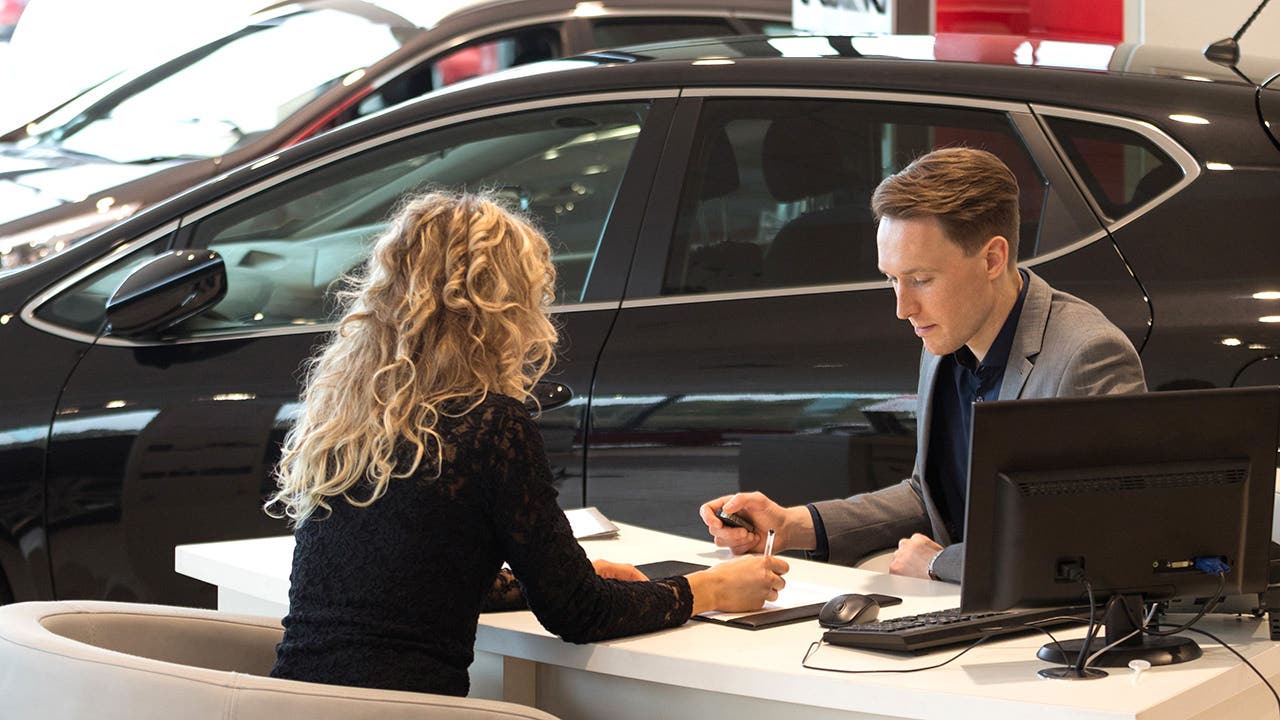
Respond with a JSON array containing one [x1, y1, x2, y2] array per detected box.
[[809, 270, 1029, 559], [925, 269, 1029, 541]]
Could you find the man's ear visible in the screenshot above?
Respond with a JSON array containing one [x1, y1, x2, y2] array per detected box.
[[983, 235, 1009, 278]]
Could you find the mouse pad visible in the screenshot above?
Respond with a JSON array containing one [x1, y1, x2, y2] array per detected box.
[[708, 602, 828, 629], [696, 592, 904, 630], [635, 560, 710, 580]]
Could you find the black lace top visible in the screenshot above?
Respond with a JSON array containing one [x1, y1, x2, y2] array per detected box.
[[270, 394, 693, 697]]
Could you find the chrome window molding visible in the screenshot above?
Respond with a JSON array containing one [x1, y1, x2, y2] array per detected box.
[[628, 89, 1035, 306], [21, 221, 180, 344], [578, 9, 791, 19], [31, 291, 619, 349], [622, 279, 891, 309], [91, 321, 336, 348], [22, 91, 664, 348], [1019, 228, 1111, 268], [33, 97, 1188, 341], [195, 90, 677, 220], [627, 96, 1199, 307], [1030, 104, 1202, 237], [401, 13, 581, 69], [681, 87, 1030, 114], [619, 243, 1120, 309], [373, 9, 790, 98]]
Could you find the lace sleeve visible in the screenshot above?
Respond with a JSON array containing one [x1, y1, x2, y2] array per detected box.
[[480, 400, 693, 644], [481, 568, 527, 612]]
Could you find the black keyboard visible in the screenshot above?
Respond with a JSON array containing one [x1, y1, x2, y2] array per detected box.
[[822, 606, 1091, 653]]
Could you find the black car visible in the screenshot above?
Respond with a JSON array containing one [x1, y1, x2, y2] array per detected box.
[[0, 0, 790, 272], [1, 34, 1277, 607]]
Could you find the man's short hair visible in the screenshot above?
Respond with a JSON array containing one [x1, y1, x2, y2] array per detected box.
[[871, 147, 1020, 262]]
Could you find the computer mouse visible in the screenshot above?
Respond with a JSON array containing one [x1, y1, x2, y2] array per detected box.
[[818, 593, 880, 628]]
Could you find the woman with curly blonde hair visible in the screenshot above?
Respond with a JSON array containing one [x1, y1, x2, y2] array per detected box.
[[267, 191, 788, 697]]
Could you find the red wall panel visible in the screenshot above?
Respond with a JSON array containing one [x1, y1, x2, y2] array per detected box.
[[935, 0, 1123, 44]]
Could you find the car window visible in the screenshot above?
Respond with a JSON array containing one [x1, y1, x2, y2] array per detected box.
[[589, 18, 736, 49], [350, 27, 561, 121], [1045, 117, 1182, 221], [661, 99, 1047, 295], [34, 234, 176, 335], [46, 10, 405, 163], [181, 101, 647, 336], [38, 102, 649, 340]]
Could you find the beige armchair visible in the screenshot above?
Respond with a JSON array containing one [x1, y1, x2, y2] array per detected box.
[[0, 600, 559, 720]]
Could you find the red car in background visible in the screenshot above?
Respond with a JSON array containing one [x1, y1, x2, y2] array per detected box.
[[0, 0, 27, 41], [0, 0, 791, 273]]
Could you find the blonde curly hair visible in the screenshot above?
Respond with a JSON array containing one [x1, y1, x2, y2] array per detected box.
[[266, 191, 558, 525]]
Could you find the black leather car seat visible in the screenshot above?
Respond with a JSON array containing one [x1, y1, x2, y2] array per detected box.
[[672, 128, 765, 293], [761, 115, 878, 287]]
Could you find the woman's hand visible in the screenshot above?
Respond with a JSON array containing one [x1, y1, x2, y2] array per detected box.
[[687, 554, 789, 615], [592, 558, 648, 582]]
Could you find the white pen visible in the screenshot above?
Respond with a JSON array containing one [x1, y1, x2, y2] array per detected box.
[[764, 528, 775, 558]]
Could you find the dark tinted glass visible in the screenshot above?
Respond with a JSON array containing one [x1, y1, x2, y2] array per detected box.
[[41, 103, 648, 337], [351, 27, 561, 120], [184, 103, 646, 333], [590, 18, 735, 49], [47, 11, 404, 162], [1046, 117, 1181, 220], [35, 234, 174, 334], [662, 99, 1046, 295]]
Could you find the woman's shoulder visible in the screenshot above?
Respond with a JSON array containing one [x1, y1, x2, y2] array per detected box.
[[450, 393, 535, 436], [474, 392, 532, 419], [447, 394, 545, 467]]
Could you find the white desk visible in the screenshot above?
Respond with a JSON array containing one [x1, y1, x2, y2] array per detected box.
[[176, 524, 1280, 720]]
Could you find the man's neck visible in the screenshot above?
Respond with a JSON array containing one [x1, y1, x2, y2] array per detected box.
[[967, 269, 1023, 363]]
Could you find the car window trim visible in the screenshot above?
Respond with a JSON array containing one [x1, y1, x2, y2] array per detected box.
[[360, 8, 789, 104], [621, 88, 1043, 307], [27, 91, 675, 348], [621, 93, 1201, 311], [680, 86, 1030, 114], [22, 221, 181, 344], [625, 96, 704, 299], [373, 4, 792, 96], [98, 300, 620, 348], [373, 15, 574, 96], [580, 96, 681, 304], [191, 90, 677, 221], [1031, 104, 1201, 236], [1004, 111, 1108, 261]]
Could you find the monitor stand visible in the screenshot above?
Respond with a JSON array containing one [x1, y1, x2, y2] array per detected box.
[[1036, 595, 1202, 679]]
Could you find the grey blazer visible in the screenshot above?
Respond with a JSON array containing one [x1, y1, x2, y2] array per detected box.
[[810, 270, 1146, 582]]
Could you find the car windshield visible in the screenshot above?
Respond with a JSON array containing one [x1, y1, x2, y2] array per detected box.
[[28, 9, 404, 163]]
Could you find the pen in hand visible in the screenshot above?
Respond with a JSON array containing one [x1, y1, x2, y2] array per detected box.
[[764, 528, 775, 558]]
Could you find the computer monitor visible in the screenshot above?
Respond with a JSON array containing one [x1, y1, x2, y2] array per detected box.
[[960, 386, 1280, 677]]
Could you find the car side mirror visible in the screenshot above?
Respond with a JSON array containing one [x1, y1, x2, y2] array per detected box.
[[106, 249, 227, 338]]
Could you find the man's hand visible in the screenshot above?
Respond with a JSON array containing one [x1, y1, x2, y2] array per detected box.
[[697, 492, 815, 555], [592, 558, 648, 582], [888, 533, 944, 579]]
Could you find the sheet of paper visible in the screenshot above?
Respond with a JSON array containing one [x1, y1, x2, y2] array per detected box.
[[697, 579, 839, 620], [565, 506, 619, 540]]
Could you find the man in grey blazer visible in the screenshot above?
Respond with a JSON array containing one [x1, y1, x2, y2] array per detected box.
[[699, 148, 1145, 583]]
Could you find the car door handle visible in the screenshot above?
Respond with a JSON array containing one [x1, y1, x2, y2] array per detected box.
[[527, 381, 574, 412]]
